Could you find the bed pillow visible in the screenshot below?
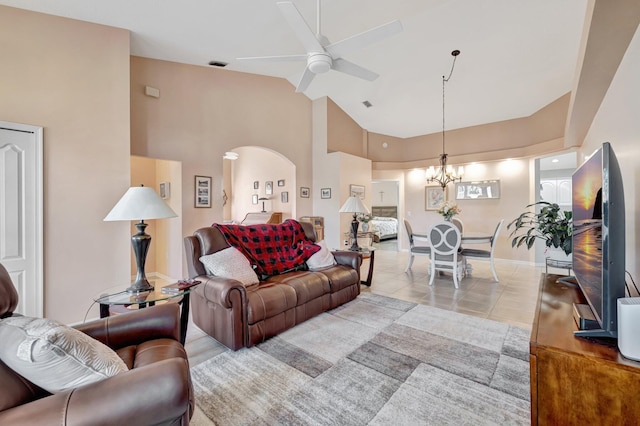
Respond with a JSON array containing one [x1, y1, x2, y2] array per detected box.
[[200, 246, 260, 286], [0, 316, 128, 393], [306, 240, 337, 271]]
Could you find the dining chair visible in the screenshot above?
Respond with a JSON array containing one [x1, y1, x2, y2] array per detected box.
[[403, 218, 431, 272], [428, 221, 465, 288], [452, 217, 464, 234], [460, 219, 504, 282]]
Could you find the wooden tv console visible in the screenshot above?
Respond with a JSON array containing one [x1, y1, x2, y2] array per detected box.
[[530, 274, 640, 425]]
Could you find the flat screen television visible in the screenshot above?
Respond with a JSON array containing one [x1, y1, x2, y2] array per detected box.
[[571, 141, 626, 338]]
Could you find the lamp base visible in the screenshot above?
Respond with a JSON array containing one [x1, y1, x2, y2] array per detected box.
[[348, 214, 360, 251], [126, 279, 154, 293]]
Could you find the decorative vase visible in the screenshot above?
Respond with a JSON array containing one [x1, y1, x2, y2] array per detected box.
[[362, 223, 369, 232]]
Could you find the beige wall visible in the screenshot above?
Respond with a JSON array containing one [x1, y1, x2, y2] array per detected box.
[[129, 56, 314, 276], [0, 6, 131, 323], [582, 22, 640, 280], [327, 98, 365, 157], [367, 93, 570, 167]]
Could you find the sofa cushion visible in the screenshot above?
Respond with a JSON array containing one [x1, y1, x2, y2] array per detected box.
[[215, 219, 320, 276], [200, 246, 260, 286], [0, 316, 128, 393], [245, 283, 297, 324], [306, 240, 337, 271], [314, 265, 360, 293], [265, 271, 330, 305]]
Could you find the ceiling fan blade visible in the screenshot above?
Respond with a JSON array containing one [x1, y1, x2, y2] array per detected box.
[[236, 54, 307, 63], [295, 66, 316, 92], [326, 20, 403, 59], [277, 1, 324, 53], [332, 58, 379, 81]]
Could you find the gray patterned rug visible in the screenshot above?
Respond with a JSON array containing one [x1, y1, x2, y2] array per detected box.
[[190, 293, 531, 425]]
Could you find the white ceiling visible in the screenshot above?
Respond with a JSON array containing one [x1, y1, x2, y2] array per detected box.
[[1, 0, 588, 139]]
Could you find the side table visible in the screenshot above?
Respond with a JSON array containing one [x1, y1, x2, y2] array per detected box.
[[94, 282, 199, 345], [335, 247, 376, 286]]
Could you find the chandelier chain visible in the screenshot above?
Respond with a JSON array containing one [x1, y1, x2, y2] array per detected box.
[[426, 49, 463, 190]]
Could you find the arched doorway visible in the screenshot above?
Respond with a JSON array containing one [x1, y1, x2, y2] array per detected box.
[[224, 146, 296, 223]]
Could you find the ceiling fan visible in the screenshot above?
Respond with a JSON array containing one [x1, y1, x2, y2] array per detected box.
[[236, 0, 403, 92]]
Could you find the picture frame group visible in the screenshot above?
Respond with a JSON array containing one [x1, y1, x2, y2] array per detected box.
[[195, 176, 212, 208]]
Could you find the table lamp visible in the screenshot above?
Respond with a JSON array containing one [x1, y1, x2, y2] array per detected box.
[[339, 195, 370, 251], [104, 185, 177, 293], [258, 197, 269, 213]]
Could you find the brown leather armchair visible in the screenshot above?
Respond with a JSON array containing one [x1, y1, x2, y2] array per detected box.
[[0, 263, 194, 425]]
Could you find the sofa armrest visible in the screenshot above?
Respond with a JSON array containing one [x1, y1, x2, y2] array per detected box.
[[0, 358, 192, 426], [332, 251, 363, 271], [75, 303, 181, 349], [195, 275, 247, 309]]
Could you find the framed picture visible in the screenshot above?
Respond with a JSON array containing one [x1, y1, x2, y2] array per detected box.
[[159, 182, 170, 200], [350, 184, 365, 199], [425, 186, 446, 210], [253, 181, 259, 190], [252, 194, 258, 205], [277, 179, 285, 187], [455, 180, 501, 200], [195, 176, 212, 208], [321, 188, 331, 199], [281, 191, 289, 203], [265, 181, 273, 195], [300, 187, 310, 198]]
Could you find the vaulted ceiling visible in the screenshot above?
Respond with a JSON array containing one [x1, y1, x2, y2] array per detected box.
[[0, 0, 588, 138]]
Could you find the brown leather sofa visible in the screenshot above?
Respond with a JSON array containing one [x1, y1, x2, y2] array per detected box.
[[0, 263, 194, 426], [184, 221, 362, 350]]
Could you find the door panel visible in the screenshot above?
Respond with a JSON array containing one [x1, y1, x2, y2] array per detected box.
[[0, 122, 43, 316]]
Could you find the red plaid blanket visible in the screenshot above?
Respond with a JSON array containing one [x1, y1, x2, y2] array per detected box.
[[214, 219, 320, 277]]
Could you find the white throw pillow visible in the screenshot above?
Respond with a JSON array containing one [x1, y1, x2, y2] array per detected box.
[[0, 316, 128, 393], [200, 246, 260, 286], [306, 240, 337, 271]]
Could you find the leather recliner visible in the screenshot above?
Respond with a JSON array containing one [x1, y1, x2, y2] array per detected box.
[[0, 263, 194, 426]]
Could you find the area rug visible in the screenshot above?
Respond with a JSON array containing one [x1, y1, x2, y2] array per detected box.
[[190, 293, 531, 425]]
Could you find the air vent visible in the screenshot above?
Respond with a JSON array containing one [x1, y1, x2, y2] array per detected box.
[[362, 100, 373, 108], [208, 61, 228, 67]]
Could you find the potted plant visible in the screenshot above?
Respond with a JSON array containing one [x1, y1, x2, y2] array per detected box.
[[507, 201, 572, 255]]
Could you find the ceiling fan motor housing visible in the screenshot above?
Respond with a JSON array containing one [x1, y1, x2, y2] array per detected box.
[[308, 52, 332, 73]]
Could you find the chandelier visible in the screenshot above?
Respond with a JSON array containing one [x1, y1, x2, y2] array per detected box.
[[426, 49, 464, 189]]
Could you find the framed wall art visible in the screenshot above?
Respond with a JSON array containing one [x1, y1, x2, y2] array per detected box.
[[300, 187, 310, 198], [425, 186, 446, 211], [265, 181, 273, 195], [455, 180, 501, 200], [350, 184, 365, 199], [252, 194, 258, 205], [281, 191, 289, 203], [253, 181, 259, 190], [195, 176, 212, 208], [277, 179, 285, 187], [321, 188, 331, 199]]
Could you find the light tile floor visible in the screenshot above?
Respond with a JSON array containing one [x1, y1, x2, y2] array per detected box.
[[183, 241, 555, 364]]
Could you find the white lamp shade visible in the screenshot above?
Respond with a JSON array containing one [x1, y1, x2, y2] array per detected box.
[[104, 186, 177, 221], [339, 196, 370, 214]]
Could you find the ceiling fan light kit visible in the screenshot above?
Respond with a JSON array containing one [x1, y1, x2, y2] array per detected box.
[[236, 0, 403, 92]]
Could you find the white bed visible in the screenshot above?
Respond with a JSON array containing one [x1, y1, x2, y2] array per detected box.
[[370, 206, 399, 241]]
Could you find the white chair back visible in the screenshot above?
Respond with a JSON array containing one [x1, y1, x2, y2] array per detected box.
[[428, 221, 464, 288]]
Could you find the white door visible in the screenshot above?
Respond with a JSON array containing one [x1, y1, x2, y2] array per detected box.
[[0, 121, 43, 316]]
